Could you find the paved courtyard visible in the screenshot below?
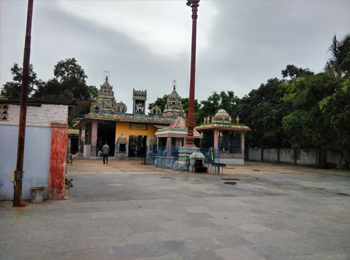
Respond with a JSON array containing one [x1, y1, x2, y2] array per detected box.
[[1, 158, 350, 260]]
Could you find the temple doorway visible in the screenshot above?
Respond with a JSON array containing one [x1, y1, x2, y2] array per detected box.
[[97, 121, 115, 156], [128, 135, 147, 157]]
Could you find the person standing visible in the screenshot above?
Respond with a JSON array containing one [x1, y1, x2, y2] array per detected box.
[[101, 142, 110, 164]]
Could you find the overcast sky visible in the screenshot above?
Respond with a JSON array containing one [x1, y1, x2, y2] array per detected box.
[[1, 0, 349, 113]]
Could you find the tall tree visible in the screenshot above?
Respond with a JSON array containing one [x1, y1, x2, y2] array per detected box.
[[238, 78, 290, 148], [1, 63, 44, 98], [325, 34, 350, 78], [318, 79, 350, 169], [282, 72, 342, 168], [33, 58, 94, 99]]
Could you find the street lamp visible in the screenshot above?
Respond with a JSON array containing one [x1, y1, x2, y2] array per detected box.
[[185, 0, 200, 148]]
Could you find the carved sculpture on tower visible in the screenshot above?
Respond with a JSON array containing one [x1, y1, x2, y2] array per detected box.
[[133, 89, 147, 115], [149, 105, 162, 116]]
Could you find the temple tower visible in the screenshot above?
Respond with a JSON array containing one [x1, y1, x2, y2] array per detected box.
[[161, 84, 186, 118], [133, 89, 147, 115]]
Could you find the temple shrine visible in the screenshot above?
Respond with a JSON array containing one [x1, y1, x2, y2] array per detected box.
[[196, 109, 251, 165]]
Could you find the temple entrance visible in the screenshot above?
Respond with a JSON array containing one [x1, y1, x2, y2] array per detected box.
[[97, 121, 115, 156], [128, 135, 147, 157]]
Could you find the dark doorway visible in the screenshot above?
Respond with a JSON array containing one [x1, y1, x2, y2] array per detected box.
[[128, 135, 147, 157], [97, 121, 115, 156], [71, 135, 79, 154]]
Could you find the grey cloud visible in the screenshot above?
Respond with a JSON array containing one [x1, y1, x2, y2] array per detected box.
[[1, 1, 350, 110]]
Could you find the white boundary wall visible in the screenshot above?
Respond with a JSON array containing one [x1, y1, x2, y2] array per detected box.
[[0, 104, 68, 200], [247, 148, 346, 169]]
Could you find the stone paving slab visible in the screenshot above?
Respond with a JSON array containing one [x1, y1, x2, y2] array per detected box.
[[1, 159, 350, 260]]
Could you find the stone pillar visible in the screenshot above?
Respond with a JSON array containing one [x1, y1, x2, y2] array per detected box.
[[166, 137, 172, 156], [213, 129, 219, 153], [227, 132, 231, 152], [66, 136, 71, 162], [241, 131, 245, 157], [91, 120, 98, 157], [49, 123, 68, 200]]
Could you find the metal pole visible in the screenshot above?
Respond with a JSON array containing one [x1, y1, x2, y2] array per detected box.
[[185, 0, 200, 147], [13, 0, 34, 207]]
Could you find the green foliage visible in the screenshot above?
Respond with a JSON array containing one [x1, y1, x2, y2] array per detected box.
[[325, 35, 350, 78], [238, 78, 290, 148], [198, 91, 221, 122], [280, 35, 350, 167], [281, 64, 314, 79], [1, 63, 44, 98], [88, 85, 99, 99], [2, 58, 97, 100], [33, 58, 95, 100], [181, 98, 201, 123], [148, 95, 168, 112], [282, 110, 315, 148], [54, 58, 87, 82], [318, 79, 350, 155], [196, 91, 239, 125]]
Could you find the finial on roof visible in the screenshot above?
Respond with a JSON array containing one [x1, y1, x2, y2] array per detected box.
[[173, 80, 176, 91], [106, 76, 108, 82]]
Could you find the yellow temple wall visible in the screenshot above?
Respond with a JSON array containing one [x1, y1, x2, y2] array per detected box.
[[115, 122, 157, 144]]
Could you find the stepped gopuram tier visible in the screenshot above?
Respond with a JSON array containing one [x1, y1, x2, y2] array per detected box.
[[161, 85, 186, 118], [90, 77, 127, 114]]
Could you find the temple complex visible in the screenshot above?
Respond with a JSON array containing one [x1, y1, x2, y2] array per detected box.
[[74, 78, 178, 159], [74, 78, 251, 166]]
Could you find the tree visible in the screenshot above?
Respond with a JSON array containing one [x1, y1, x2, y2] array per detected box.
[[238, 78, 291, 148], [197, 92, 221, 123], [33, 58, 94, 99], [318, 79, 350, 169], [281, 72, 343, 168], [281, 64, 314, 79], [1, 63, 44, 98], [325, 34, 350, 78], [148, 95, 168, 113], [219, 91, 240, 118], [88, 85, 99, 99], [181, 98, 201, 124]]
